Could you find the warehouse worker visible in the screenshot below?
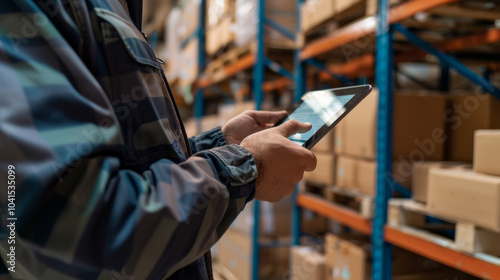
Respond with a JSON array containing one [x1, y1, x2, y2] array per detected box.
[[0, 0, 316, 279]]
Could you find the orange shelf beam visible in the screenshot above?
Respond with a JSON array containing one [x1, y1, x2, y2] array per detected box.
[[300, 0, 459, 60], [318, 28, 500, 81], [385, 227, 500, 280], [297, 193, 372, 235], [262, 77, 292, 92], [198, 54, 255, 88]]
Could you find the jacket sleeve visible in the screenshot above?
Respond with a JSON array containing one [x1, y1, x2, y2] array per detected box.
[[189, 126, 228, 153], [0, 5, 256, 280]]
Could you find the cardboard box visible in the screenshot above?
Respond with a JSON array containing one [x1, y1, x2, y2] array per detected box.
[[231, 196, 325, 237], [393, 92, 447, 161], [324, 234, 370, 280], [335, 0, 362, 14], [428, 168, 500, 232], [206, 0, 234, 27], [312, 129, 335, 153], [336, 155, 357, 189], [335, 158, 412, 196], [412, 161, 469, 203], [218, 229, 289, 280], [474, 130, 500, 176], [180, 0, 201, 41], [291, 246, 326, 280], [337, 87, 378, 160], [446, 93, 500, 161], [304, 152, 336, 185], [336, 89, 447, 161], [301, 0, 335, 32], [356, 159, 376, 196]]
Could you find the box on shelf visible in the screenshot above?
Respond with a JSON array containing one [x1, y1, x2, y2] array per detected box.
[[301, 0, 335, 33], [393, 91, 447, 161], [206, 14, 235, 56], [218, 228, 289, 280], [335, 87, 377, 160], [324, 234, 370, 280], [230, 196, 325, 237], [412, 161, 469, 203], [335, 156, 412, 196], [428, 167, 500, 232], [303, 152, 336, 185], [446, 93, 500, 162], [290, 246, 326, 280], [335, 89, 447, 161], [336, 155, 357, 190], [166, 7, 183, 81], [206, 0, 234, 28], [235, 0, 296, 48], [312, 129, 335, 153], [474, 130, 500, 177], [179, 0, 201, 41]]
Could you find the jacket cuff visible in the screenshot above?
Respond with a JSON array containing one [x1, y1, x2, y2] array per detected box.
[[209, 144, 257, 201], [189, 126, 227, 153]]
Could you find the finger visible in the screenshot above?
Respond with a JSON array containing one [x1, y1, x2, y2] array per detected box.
[[273, 119, 312, 138], [302, 151, 317, 172], [247, 110, 288, 125]]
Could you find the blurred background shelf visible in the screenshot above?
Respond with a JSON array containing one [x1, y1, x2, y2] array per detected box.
[[147, 0, 500, 279]]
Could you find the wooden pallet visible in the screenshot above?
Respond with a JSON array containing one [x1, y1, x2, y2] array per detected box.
[[388, 198, 500, 267], [323, 186, 375, 219], [212, 263, 240, 280], [204, 42, 256, 77]]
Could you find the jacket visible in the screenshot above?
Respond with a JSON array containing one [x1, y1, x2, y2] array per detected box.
[[0, 0, 257, 279]]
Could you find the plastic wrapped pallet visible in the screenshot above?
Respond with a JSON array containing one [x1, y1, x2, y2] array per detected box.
[[235, 0, 296, 47], [178, 0, 201, 41], [165, 7, 182, 80], [207, 0, 234, 27], [179, 38, 199, 86]]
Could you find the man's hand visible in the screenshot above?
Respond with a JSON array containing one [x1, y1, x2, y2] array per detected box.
[[241, 120, 317, 202], [222, 110, 288, 145]]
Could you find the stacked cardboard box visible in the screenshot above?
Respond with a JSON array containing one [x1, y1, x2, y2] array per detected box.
[[235, 0, 296, 48], [445, 93, 500, 161], [206, 0, 235, 55], [333, 88, 448, 196], [324, 233, 476, 280], [303, 131, 337, 186], [427, 129, 500, 232], [300, 0, 401, 33], [290, 246, 326, 280], [217, 228, 289, 280]]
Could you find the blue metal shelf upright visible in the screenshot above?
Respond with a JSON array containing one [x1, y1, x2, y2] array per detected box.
[[292, 0, 500, 280]]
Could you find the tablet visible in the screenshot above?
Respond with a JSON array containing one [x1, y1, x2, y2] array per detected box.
[[274, 84, 372, 149]]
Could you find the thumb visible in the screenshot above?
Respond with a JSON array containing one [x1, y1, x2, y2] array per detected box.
[[273, 119, 312, 138]]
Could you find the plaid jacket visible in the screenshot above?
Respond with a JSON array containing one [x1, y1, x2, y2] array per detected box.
[[0, 0, 257, 279]]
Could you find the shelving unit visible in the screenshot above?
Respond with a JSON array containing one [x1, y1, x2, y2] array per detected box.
[[192, 1, 296, 279], [191, 0, 500, 278], [290, 0, 500, 280]]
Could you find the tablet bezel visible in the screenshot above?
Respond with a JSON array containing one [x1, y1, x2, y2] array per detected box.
[[274, 84, 373, 150]]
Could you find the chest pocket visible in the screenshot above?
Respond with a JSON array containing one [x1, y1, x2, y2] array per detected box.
[[95, 8, 161, 71], [94, 8, 189, 167]]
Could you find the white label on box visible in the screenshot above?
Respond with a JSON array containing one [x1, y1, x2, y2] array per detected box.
[[333, 267, 340, 278]]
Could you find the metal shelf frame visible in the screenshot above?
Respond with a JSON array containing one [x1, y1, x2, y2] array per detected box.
[[292, 0, 500, 280], [190, 0, 296, 279]]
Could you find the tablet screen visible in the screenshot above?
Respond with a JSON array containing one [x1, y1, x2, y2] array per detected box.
[[284, 91, 357, 145]]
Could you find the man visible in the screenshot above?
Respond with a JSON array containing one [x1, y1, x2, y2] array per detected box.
[[0, 0, 316, 279]]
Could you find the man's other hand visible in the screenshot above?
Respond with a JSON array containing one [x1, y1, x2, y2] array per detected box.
[[240, 120, 317, 202], [222, 110, 287, 145]]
